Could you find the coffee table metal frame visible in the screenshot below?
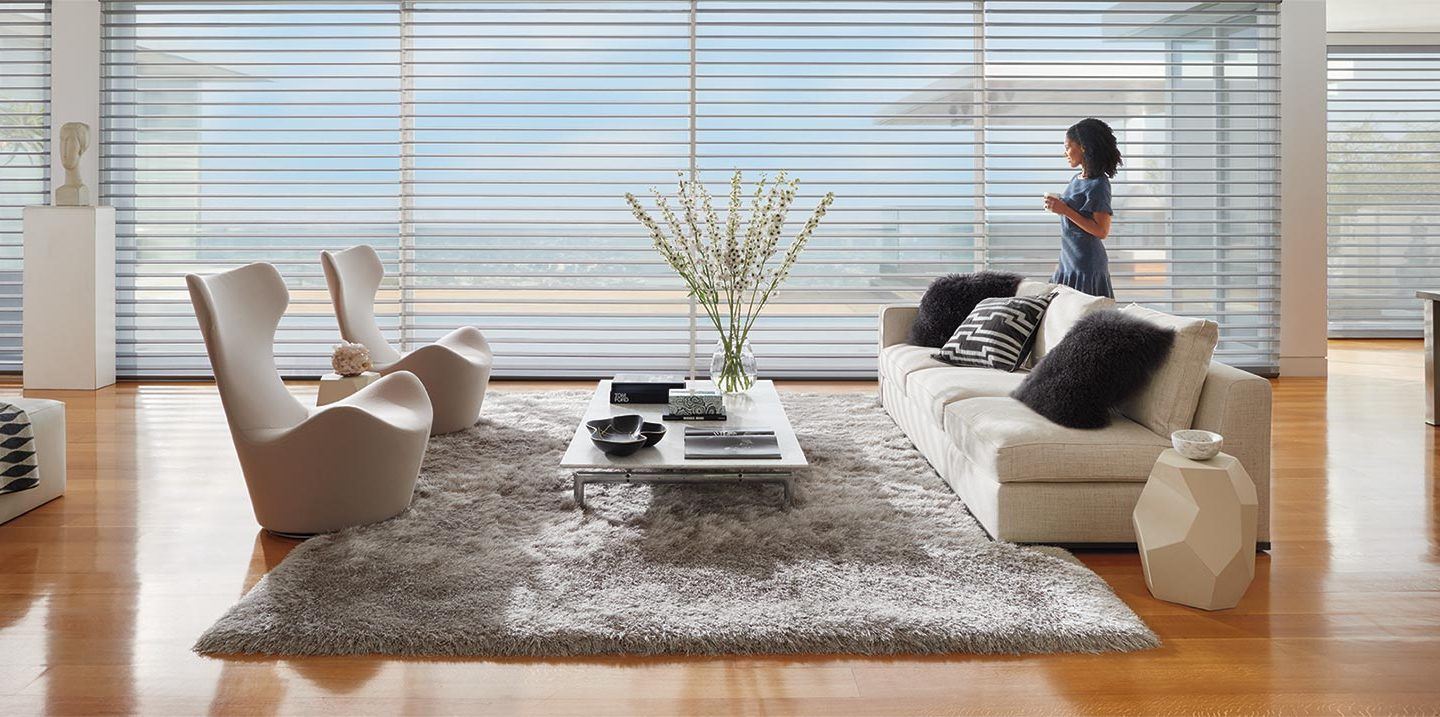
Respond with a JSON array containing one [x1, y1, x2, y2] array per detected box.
[[572, 468, 794, 509]]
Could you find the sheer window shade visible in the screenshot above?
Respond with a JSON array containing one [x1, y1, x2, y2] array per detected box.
[[1327, 45, 1440, 337], [0, 2, 49, 372], [104, 0, 1281, 378], [692, 1, 982, 376], [979, 2, 1280, 369], [104, 1, 402, 376], [406, 1, 694, 376]]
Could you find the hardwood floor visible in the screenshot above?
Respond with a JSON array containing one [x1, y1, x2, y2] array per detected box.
[[1, 340, 1437, 715]]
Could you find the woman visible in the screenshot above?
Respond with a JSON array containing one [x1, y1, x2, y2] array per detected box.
[[1044, 118, 1121, 299]]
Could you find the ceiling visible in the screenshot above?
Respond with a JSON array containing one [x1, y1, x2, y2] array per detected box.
[[1327, 0, 1440, 32]]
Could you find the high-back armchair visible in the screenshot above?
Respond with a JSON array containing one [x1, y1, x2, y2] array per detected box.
[[321, 245, 493, 435], [187, 262, 433, 536]]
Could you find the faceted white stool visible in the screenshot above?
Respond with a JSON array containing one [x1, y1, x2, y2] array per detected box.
[[317, 371, 380, 407], [1133, 449, 1258, 610]]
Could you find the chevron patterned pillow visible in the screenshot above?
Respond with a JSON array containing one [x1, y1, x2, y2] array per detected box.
[[933, 293, 1056, 372]]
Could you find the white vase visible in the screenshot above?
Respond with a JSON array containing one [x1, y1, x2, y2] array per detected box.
[[709, 339, 757, 395]]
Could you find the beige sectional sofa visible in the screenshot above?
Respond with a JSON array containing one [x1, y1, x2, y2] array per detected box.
[[879, 282, 1271, 547]]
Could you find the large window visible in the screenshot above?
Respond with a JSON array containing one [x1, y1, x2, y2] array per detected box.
[[104, 1, 401, 376], [0, 2, 49, 372], [105, 1, 1280, 378], [1327, 45, 1440, 337], [407, 1, 693, 376], [981, 2, 1280, 368]]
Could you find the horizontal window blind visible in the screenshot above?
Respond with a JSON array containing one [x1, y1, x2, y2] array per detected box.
[[693, 0, 982, 377], [105, 0, 1281, 378], [1327, 45, 1440, 337], [104, 1, 401, 376], [406, 1, 694, 376], [980, 1, 1280, 370], [0, 2, 49, 372]]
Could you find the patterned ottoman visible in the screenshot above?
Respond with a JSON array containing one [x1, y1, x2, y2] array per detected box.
[[0, 398, 66, 525]]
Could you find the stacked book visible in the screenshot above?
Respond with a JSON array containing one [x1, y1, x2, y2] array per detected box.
[[683, 427, 780, 459], [608, 374, 685, 404]]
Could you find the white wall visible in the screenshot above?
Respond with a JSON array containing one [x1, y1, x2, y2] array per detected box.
[[48, 0, 100, 204], [1328, 0, 1440, 32], [1279, 0, 1330, 377]]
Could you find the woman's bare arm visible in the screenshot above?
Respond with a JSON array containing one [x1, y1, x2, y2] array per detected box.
[[1066, 210, 1111, 239], [1044, 196, 1111, 239]]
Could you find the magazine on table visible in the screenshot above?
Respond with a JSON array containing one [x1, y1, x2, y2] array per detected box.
[[683, 426, 781, 459]]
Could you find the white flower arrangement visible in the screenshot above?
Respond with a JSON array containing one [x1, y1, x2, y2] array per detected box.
[[330, 342, 373, 377], [626, 170, 834, 393]]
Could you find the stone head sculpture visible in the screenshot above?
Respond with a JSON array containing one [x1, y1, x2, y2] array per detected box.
[[56, 122, 91, 206]]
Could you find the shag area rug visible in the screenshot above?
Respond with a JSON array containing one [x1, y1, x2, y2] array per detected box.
[[195, 391, 1157, 657]]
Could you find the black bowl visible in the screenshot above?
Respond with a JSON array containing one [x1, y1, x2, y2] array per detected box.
[[639, 421, 667, 447], [586, 414, 648, 456]]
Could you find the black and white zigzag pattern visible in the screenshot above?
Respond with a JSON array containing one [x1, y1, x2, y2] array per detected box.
[[932, 293, 1055, 372], [0, 402, 40, 496]]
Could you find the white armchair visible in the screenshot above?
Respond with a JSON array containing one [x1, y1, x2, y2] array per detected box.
[[321, 244, 493, 435], [187, 262, 432, 537]]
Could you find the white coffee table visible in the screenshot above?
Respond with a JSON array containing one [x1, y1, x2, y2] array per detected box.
[[560, 380, 808, 509]]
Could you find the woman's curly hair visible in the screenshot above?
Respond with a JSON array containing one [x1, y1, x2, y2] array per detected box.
[[1067, 118, 1122, 179]]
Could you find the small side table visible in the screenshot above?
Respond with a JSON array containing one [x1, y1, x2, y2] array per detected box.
[[1133, 449, 1258, 611], [317, 371, 380, 406]]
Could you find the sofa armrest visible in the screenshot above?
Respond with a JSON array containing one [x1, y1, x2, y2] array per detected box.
[[1191, 361, 1273, 543], [880, 304, 920, 351]]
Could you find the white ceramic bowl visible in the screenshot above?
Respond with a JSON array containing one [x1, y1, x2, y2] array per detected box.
[[1171, 429, 1223, 461]]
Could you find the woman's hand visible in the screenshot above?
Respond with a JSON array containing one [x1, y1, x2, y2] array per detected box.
[[1044, 195, 1071, 216]]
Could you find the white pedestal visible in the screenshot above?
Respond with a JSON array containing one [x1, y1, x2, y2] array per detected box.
[[317, 372, 380, 406], [22, 206, 116, 390]]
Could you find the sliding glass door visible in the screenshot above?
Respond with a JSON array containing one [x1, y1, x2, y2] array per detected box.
[[1327, 45, 1440, 337], [105, 0, 1281, 378]]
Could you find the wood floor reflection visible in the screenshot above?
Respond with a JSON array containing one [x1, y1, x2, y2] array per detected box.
[[1, 340, 1437, 715]]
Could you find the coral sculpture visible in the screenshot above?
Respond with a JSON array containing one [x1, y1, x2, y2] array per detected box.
[[331, 342, 373, 377]]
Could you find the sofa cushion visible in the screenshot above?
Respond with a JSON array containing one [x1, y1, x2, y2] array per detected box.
[[879, 344, 948, 393], [943, 396, 1170, 484], [1118, 304, 1220, 436], [909, 367, 1029, 423], [1016, 279, 1058, 297], [1029, 284, 1115, 364]]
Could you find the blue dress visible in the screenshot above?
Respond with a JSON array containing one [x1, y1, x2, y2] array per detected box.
[[1051, 173, 1114, 299]]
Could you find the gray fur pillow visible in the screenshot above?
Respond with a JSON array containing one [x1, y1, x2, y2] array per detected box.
[[908, 271, 1024, 348], [1010, 310, 1175, 429]]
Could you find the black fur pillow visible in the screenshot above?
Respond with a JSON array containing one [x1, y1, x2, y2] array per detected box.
[[1010, 310, 1176, 429], [908, 271, 1024, 348]]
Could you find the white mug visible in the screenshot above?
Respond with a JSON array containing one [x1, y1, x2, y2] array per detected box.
[[1043, 192, 1059, 209]]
